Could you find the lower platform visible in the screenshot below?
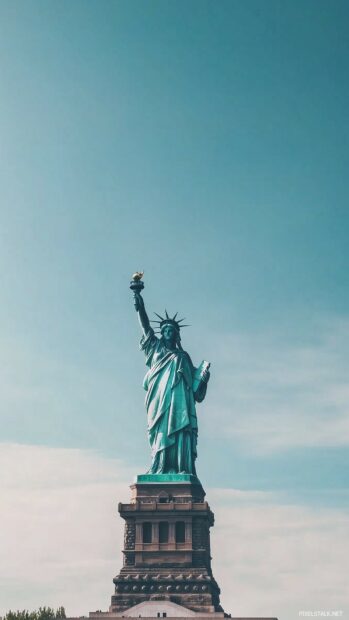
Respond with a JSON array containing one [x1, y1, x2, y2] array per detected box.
[[91, 600, 224, 618], [86, 600, 277, 619]]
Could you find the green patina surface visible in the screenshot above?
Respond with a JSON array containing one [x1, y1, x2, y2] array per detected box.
[[131, 283, 211, 475], [135, 473, 202, 484]]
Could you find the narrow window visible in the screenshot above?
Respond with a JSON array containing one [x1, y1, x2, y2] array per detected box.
[[159, 521, 169, 543], [175, 521, 185, 543], [163, 614, 167, 618], [142, 522, 152, 543]]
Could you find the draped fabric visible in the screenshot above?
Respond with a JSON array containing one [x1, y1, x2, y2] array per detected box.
[[140, 328, 198, 474]]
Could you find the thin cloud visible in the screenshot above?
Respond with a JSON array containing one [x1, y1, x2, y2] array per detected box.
[[210, 488, 349, 620], [1, 444, 131, 615]]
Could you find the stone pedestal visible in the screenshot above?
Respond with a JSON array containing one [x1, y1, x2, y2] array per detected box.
[[110, 475, 223, 615]]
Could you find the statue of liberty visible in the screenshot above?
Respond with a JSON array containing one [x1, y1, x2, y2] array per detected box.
[[131, 274, 210, 476]]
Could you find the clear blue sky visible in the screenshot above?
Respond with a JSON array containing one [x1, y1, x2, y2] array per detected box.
[[0, 1, 348, 615]]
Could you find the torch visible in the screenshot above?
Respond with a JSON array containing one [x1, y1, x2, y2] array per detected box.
[[130, 271, 145, 305]]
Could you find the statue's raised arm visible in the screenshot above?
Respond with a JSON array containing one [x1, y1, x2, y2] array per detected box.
[[134, 291, 151, 335], [129, 272, 210, 478]]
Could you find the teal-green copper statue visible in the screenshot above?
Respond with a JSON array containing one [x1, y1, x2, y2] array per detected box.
[[130, 274, 210, 476]]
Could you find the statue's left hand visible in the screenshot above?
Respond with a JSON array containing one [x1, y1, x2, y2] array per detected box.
[[200, 368, 210, 383]]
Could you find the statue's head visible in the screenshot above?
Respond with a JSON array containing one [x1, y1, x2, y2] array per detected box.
[[161, 322, 179, 347], [152, 311, 189, 349]]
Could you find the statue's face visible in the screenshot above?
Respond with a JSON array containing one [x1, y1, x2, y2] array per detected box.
[[162, 324, 176, 345]]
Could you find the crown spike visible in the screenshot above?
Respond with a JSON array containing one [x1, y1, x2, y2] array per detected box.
[[153, 309, 190, 332]]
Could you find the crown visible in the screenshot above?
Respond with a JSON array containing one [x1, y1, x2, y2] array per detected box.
[[151, 310, 190, 334]]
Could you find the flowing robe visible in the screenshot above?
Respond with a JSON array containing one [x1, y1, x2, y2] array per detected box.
[[140, 328, 199, 474]]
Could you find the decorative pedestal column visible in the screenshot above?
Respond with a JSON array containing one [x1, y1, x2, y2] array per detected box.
[[110, 474, 223, 615]]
